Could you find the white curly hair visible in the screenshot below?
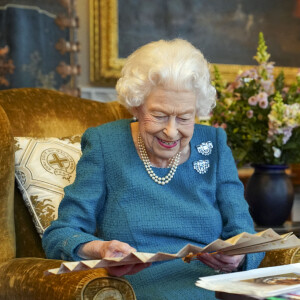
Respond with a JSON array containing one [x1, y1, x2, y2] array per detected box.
[[116, 38, 216, 117]]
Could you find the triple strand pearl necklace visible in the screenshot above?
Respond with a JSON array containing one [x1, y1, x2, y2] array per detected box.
[[137, 134, 181, 185]]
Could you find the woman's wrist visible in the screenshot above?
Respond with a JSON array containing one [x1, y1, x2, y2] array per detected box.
[[77, 240, 104, 259]]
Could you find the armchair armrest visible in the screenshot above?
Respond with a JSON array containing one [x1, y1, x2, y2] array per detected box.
[[259, 247, 300, 268], [0, 258, 136, 300], [0, 104, 16, 262]]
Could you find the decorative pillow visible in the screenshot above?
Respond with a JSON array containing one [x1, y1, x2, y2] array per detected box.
[[14, 136, 82, 237]]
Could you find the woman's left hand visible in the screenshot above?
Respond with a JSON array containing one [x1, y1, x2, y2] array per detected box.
[[196, 253, 245, 273]]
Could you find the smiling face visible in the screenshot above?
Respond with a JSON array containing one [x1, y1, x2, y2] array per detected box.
[[133, 87, 196, 167]]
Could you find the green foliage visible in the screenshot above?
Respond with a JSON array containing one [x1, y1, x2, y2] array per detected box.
[[253, 32, 270, 65], [274, 71, 285, 92], [210, 33, 300, 167]]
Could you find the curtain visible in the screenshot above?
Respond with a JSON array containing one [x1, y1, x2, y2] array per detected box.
[[0, 0, 79, 91]]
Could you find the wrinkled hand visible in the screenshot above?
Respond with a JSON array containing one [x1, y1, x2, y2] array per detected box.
[[197, 253, 245, 273], [77, 240, 151, 277]]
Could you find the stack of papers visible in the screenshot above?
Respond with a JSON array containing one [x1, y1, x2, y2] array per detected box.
[[46, 228, 300, 275], [196, 263, 300, 299]]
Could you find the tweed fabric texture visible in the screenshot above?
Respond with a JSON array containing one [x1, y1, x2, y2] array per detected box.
[[42, 119, 264, 299]]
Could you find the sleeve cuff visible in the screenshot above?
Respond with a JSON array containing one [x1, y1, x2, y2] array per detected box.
[[60, 233, 102, 261]]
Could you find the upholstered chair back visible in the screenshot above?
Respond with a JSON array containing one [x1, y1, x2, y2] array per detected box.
[[0, 88, 131, 261]]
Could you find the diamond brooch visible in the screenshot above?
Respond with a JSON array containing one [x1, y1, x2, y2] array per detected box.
[[193, 141, 213, 174], [193, 160, 210, 174], [196, 141, 213, 156]]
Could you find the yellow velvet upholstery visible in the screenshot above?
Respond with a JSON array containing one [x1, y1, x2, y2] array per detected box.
[[0, 88, 298, 299], [0, 88, 133, 300]]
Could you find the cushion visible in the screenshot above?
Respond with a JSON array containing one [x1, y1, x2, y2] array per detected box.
[[14, 136, 82, 237]]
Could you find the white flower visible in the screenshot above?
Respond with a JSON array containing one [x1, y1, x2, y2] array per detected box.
[[266, 137, 272, 144], [272, 147, 282, 158], [282, 128, 293, 144]]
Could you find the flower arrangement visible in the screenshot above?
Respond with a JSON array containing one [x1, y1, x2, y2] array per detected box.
[[210, 32, 300, 167]]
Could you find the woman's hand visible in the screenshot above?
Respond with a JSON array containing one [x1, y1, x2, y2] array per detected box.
[[196, 253, 245, 273], [77, 240, 151, 277]]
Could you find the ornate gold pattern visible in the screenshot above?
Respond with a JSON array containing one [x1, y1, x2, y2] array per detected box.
[[30, 195, 56, 230], [40, 148, 76, 180], [259, 247, 300, 268], [60, 135, 81, 144], [90, 0, 125, 85], [90, 0, 299, 85], [81, 277, 136, 300], [14, 139, 21, 152], [14, 136, 82, 236]]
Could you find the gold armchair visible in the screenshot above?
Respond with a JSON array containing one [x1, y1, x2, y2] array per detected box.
[[0, 88, 298, 299], [0, 88, 134, 300]]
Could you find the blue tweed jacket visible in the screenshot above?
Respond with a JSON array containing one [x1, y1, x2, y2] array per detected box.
[[42, 119, 264, 300]]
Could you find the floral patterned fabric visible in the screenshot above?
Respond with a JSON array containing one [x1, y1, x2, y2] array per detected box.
[[0, 0, 71, 89]]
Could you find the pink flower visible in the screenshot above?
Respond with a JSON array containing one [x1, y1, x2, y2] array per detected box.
[[257, 92, 269, 109], [262, 62, 275, 76], [226, 81, 241, 92], [246, 110, 253, 118], [248, 96, 258, 106], [260, 79, 274, 94], [259, 99, 268, 109], [239, 68, 258, 80], [282, 87, 289, 94], [257, 91, 268, 101], [213, 123, 227, 129]]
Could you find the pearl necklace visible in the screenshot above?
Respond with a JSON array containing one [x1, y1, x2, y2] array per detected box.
[[137, 135, 181, 185]]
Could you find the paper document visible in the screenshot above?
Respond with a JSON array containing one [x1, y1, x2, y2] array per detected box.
[[196, 263, 300, 298], [46, 228, 300, 275]]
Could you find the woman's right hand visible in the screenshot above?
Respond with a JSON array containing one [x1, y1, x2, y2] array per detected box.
[[77, 240, 151, 277]]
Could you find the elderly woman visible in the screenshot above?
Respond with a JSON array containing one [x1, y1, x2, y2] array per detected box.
[[42, 39, 264, 299]]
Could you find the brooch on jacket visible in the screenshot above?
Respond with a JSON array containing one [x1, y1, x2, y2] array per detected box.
[[196, 141, 213, 155], [193, 141, 213, 174], [193, 160, 210, 174]]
